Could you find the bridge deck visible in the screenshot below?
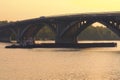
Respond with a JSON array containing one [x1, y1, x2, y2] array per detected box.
[[0, 11, 120, 28]]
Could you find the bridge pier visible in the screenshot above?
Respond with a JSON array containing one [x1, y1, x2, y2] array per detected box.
[[55, 22, 77, 44]]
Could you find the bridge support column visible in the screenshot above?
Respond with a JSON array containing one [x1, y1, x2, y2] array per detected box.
[[55, 22, 77, 44]]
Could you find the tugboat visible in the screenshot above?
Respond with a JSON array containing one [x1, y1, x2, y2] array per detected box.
[[6, 37, 35, 48]]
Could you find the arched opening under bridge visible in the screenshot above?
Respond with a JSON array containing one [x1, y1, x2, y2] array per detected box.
[[10, 33, 16, 42], [34, 25, 55, 44], [18, 23, 56, 45], [77, 22, 120, 43]]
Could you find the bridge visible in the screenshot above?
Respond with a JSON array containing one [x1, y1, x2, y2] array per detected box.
[[0, 12, 120, 44]]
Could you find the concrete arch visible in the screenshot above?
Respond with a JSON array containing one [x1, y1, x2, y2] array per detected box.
[[60, 20, 80, 37], [61, 18, 120, 40], [20, 23, 56, 41], [20, 24, 43, 40], [61, 19, 94, 38], [98, 21, 120, 37], [74, 21, 120, 38]]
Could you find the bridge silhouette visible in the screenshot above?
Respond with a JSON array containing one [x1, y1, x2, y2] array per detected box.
[[0, 12, 120, 44]]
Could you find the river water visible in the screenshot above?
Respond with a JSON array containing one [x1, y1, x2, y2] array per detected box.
[[0, 41, 120, 80]]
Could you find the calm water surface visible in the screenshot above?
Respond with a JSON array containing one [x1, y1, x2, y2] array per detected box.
[[0, 41, 120, 80]]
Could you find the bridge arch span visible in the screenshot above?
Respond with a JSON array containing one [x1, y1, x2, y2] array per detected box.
[[97, 20, 120, 37], [60, 19, 95, 38], [61, 19, 120, 39], [20, 23, 56, 43], [75, 21, 120, 38]]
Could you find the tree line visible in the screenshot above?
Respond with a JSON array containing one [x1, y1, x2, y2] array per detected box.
[[78, 26, 120, 40], [35, 26, 120, 40]]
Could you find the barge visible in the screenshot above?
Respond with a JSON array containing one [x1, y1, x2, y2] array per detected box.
[[5, 42, 117, 48]]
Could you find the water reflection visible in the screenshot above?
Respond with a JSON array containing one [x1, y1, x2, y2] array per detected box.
[[54, 48, 82, 52], [0, 41, 120, 80]]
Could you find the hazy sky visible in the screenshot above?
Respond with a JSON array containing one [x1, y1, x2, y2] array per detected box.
[[0, 0, 120, 21]]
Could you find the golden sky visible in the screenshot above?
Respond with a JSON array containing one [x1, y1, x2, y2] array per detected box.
[[0, 0, 120, 21]]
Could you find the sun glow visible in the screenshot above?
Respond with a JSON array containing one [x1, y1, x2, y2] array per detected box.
[[92, 22, 106, 27]]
